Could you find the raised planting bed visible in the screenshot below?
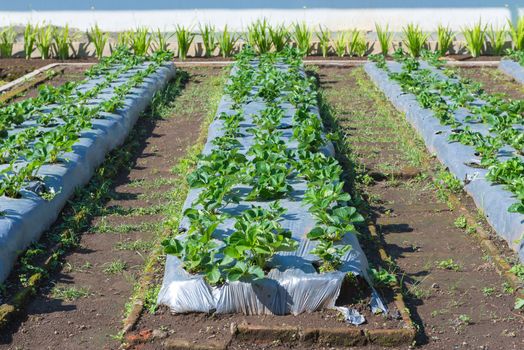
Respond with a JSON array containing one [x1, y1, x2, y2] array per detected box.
[[151, 48, 414, 348], [0, 48, 176, 282], [365, 55, 524, 262]]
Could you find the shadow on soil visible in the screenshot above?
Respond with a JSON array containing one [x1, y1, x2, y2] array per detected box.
[[0, 70, 191, 345], [312, 69, 429, 346]]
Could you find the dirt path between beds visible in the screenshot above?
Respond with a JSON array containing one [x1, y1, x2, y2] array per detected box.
[[317, 65, 524, 350], [0, 66, 226, 350]]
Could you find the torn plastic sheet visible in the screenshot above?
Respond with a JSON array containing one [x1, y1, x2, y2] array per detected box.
[[158, 61, 387, 317], [335, 306, 366, 325], [364, 61, 524, 262], [498, 59, 524, 84]]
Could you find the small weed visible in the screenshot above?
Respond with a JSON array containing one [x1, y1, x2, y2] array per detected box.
[[63, 261, 93, 273], [369, 267, 397, 287], [458, 314, 472, 325], [115, 239, 154, 252], [51, 286, 91, 301], [436, 258, 461, 271], [144, 284, 161, 313], [431, 309, 447, 317], [502, 282, 514, 294], [466, 225, 477, 235], [509, 264, 524, 280], [434, 169, 462, 202], [103, 259, 127, 275], [482, 287, 495, 296], [454, 215, 467, 229], [358, 173, 375, 186]]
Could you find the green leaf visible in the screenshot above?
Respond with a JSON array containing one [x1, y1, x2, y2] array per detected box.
[[248, 265, 265, 279], [163, 239, 183, 255], [307, 226, 325, 240], [515, 298, 524, 310], [223, 246, 241, 259], [206, 265, 221, 285], [508, 202, 524, 214]]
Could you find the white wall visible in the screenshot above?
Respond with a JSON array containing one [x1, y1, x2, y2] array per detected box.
[[0, 1, 523, 32]]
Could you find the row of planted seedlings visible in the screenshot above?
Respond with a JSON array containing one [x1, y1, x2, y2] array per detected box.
[[0, 46, 174, 283], [0, 47, 172, 199], [368, 53, 524, 258], [158, 47, 386, 317]]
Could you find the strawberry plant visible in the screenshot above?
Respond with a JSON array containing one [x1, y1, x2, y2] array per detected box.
[[221, 204, 297, 281], [310, 241, 351, 272]]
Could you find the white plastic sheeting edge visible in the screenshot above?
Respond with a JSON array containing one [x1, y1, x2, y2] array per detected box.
[[0, 62, 177, 282], [498, 59, 524, 85]]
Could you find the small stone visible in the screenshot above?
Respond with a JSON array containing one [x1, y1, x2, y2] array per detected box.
[[230, 322, 237, 335], [431, 283, 439, 289], [152, 329, 168, 339], [79, 325, 87, 330], [54, 330, 59, 335]]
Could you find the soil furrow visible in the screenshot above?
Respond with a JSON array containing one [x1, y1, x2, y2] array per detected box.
[[317, 66, 524, 349], [0, 67, 226, 350]]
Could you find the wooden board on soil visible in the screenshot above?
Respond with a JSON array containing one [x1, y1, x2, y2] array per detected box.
[[0, 58, 96, 87], [130, 284, 412, 349]]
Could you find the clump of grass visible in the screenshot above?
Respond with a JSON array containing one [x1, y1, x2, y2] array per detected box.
[[292, 21, 312, 56], [316, 25, 331, 57], [36, 24, 54, 59], [51, 285, 91, 301], [348, 29, 367, 57], [130, 27, 152, 56], [0, 26, 16, 58], [152, 28, 173, 52], [88, 24, 108, 59], [375, 23, 393, 56], [217, 24, 238, 58], [199, 23, 217, 57], [454, 215, 467, 229], [53, 24, 77, 59], [333, 32, 346, 57], [246, 19, 271, 54], [508, 17, 524, 51], [436, 24, 455, 56], [23, 23, 37, 59], [486, 25, 506, 55], [402, 23, 429, 57], [436, 258, 461, 271], [175, 25, 195, 60], [462, 21, 486, 57], [268, 23, 289, 52], [116, 30, 132, 50], [103, 259, 127, 275]]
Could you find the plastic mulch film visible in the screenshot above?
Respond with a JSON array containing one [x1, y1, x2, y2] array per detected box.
[[364, 61, 524, 262], [0, 62, 176, 282], [499, 59, 524, 85], [157, 60, 388, 320]]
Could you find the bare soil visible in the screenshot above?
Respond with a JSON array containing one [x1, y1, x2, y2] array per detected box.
[[7, 65, 89, 103], [0, 67, 225, 350], [444, 55, 503, 62], [316, 66, 524, 349], [453, 66, 524, 100], [0, 58, 96, 85]]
